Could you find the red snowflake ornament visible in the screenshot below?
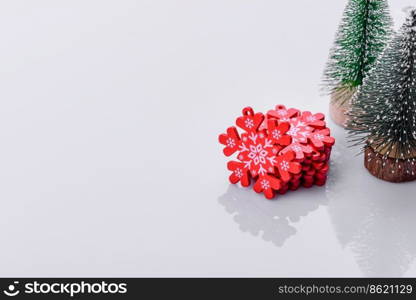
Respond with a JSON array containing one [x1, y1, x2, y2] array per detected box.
[[267, 105, 299, 121], [237, 132, 279, 177], [309, 129, 335, 148], [236, 107, 264, 133], [281, 142, 313, 160], [267, 119, 291, 146], [218, 127, 240, 156], [227, 161, 250, 187], [286, 117, 314, 144], [275, 151, 302, 182], [219, 105, 335, 199], [301, 111, 326, 128]]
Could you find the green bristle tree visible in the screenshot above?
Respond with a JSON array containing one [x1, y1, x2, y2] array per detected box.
[[323, 0, 393, 104]]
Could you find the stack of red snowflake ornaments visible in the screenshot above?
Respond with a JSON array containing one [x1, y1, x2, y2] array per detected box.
[[219, 105, 335, 199]]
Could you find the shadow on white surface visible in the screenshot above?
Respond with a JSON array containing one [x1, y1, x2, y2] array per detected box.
[[327, 127, 416, 277], [218, 183, 327, 247]]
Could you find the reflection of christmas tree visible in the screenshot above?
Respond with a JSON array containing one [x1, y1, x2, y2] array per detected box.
[[218, 184, 327, 247], [326, 130, 416, 276]]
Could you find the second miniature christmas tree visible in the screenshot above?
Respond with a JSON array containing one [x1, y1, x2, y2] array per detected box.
[[348, 9, 416, 182], [323, 0, 392, 127]]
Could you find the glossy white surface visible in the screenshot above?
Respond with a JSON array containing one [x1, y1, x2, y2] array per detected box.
[[0, 0, 415, 277]]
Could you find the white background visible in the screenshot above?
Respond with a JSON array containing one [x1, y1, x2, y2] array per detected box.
[[0, 0, 415, 277]]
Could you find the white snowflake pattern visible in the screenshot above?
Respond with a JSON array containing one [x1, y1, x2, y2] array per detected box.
[[277, 110, 286, 116], [315, 134, 324, 140], [235, 168, 243, 178], [248, 144, 268, 166], [272, 129, 281, 139], [226, 138, 236, 148], [286, 119, 312, 142], [287, 127, 300, 137], [292, 145, 302, 152], [280, 160, 290, 171], [239, 133, 276, 176], [306, 116, 316, 122], [260, 179, 270, 189], [245, 119, 254, 128]]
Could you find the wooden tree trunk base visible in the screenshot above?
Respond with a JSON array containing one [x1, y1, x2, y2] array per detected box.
[[364, 146, 416, 183]]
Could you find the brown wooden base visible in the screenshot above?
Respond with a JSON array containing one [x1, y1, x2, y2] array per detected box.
[[364, 146, 416, 183]]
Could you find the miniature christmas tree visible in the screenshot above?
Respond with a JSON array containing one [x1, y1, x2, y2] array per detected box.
[[322, 0, 392, 127], [348, 9, 416, 182]]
